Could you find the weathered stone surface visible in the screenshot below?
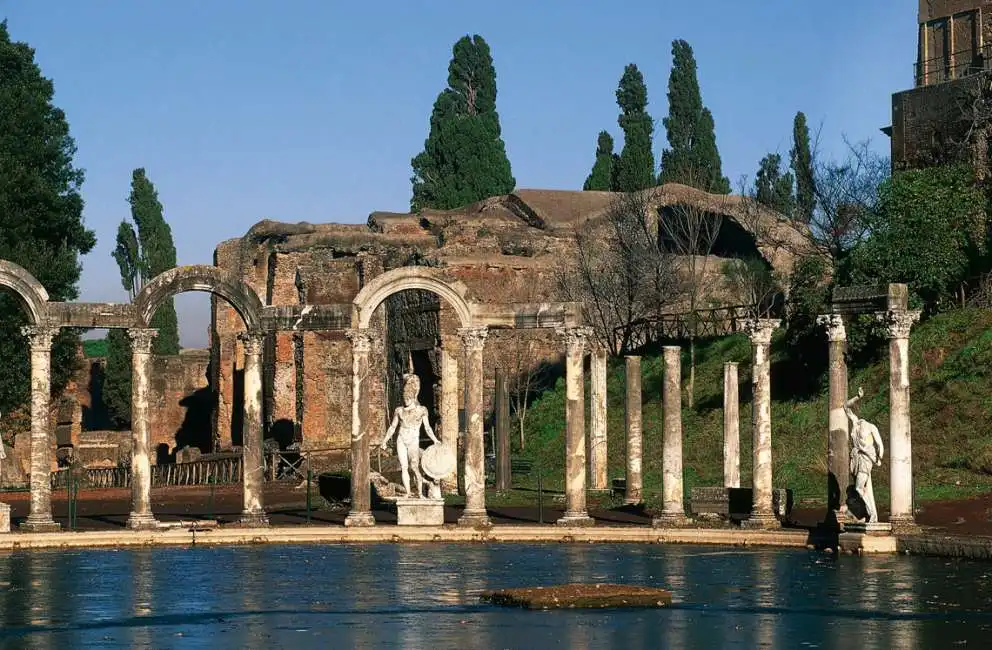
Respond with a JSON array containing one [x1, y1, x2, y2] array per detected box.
[[20, 325, 59, 532], [0, 503, 9, 534], [557, 327, 593, 527], [723, 362, 740, 489], [655, 346, 689, 527], [741, 319, 781, 530], [127, 328, 159, 530], [588, 347, 608, 491], [624, 356, 643, 505], [458, 326, 490, 527], [395, 497, 444, 526], [481, 584, 672, 610]]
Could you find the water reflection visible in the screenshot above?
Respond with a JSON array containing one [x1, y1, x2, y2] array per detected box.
[[1, 543, 991, 648]]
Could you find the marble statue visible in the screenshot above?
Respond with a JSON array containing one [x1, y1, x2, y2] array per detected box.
[[844, 387, 885, 523], [380, 373, 441, 498]]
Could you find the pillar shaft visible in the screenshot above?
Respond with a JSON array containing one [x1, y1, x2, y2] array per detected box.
[[239, 332, 268, 526], [655, 346, 689, 526], [881, 310, 921, 527], [742, 319, 781, 529], [624, 356, 643, 504], [723, 362, 741, 488], [557, 327, 594, 526], [20, 326, 60, 532], [494, 367, 511, 492], [458, 326, 490, 527], [345, 329, 376, 527], [439, 344, 459, 493], [589, 346, 608, 491], [817, 314, 849, 522], [127, 328, 158, 530]]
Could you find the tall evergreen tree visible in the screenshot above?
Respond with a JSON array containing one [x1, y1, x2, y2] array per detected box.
[[658, 40, 730, 193], [103, 221, 144, 427], [613, 64, 655, 192], [0, 21, 96, 412], [791, 111, 816, 223], [583, 131, 615, 191], [129, 168, 179, 355], [410, 35, 515, 211], [755, 153, 795, 215]]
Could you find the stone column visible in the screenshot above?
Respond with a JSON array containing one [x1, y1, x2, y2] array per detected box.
[[723, 362, 741, 488], [655, 346, 690, 526], [126, 328, 159, 530], [345, 329, 377, 527], [742, 319, 781, 529], [20, 325, 60, 532], [439, 343, 459, 493], [588, 345, 608, 491], [457, 326, 490, 527], [879, 309, 921, 528], [817, 314, 849, 524], [494, 367, 511, 492], [557, 326, 594, 527], [239, 331, 268, 526], [624, 355, 643, 505]]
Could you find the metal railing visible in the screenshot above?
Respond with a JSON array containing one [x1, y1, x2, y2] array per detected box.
[[916, 45, 992, 86]]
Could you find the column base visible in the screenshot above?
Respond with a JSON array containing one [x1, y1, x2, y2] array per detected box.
[[19, 516, 61, 533], [457, 510, 492, 528], [652, 511, 693, 528], [239, 511, 270, 527], [344, 511, 376, 527], [741, 512, 781, 529], [126, 513, 160, 531], [623, 494, 643, 506], [888, 514, 919, 533], [556, 512, 595, 527]]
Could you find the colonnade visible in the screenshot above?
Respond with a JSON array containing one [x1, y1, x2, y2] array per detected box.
[[18, 325, 268, 532]]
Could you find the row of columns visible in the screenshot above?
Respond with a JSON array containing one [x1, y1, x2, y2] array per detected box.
[[19, 325, 268, 532]]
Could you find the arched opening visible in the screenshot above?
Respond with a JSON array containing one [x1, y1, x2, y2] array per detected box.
[[0, 260, 49, 326]]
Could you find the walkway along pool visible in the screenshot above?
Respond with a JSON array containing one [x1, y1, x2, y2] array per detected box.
[[1, 543, 991, 648]]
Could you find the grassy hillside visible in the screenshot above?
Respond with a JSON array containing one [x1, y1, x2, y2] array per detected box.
[[519, 308, 992, 508]]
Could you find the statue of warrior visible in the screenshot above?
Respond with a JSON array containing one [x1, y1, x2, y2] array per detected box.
[[845, 387, 885, 523], [380, 373, 440, 498]]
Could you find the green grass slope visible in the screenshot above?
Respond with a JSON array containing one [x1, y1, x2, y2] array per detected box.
[[519, 308, 992, 508]]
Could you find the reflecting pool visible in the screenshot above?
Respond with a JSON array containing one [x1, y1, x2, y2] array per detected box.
[[1, 543, 991, 648]]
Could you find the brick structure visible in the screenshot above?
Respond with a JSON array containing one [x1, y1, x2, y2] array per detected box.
[[889, 1, 992, 170], [209, 186, 809, 453]]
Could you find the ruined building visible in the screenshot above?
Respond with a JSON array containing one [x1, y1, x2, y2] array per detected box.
[[207, 185, 809, 456], [888, 1, 992, 171]]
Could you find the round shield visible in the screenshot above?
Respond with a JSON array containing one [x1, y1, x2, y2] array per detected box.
[[421, 443, 455, 479]]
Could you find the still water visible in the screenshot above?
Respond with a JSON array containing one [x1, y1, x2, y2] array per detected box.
[[1, 543, 990, 649]]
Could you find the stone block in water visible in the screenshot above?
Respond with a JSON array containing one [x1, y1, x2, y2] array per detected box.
[[482, 584, 672, 609]]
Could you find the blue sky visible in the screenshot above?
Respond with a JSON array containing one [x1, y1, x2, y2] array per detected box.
[[1, 1, 914, 346]]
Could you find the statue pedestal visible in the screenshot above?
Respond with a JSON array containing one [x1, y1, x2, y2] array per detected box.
[[395, 498, 445, 526], [838, 521, 896, 554], [843, 521, 891, 535]]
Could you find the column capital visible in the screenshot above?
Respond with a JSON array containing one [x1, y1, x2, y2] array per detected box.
[[876, 309, 921, 339], [556, 326, 592, 354], [20, 325, 59, 352], [127, 328, 158, 353], [457, 325, 489, 352], [816, 314, 847, 342], [345, 328, 380, 354], [740, 318, 781, 346], [237, 330, 265, 355], [724, 361, 740, 368]]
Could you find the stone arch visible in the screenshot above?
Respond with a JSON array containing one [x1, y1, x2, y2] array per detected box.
[[0, 259, 50, 325], [351, 266, 474, 329], [134, 265, 264, 331]]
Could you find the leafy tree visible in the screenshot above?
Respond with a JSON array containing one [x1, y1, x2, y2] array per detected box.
[[848, 164, 986, 309], [0, 21, 96, 412], [755, 153, 795, 215], [613, 64, 656, 192], [583, 131, 615, 191], [128, 168, 179, 354], [410, 35, 515, 211], [790, 112, 816, 223], [659, 40, 730, 193]]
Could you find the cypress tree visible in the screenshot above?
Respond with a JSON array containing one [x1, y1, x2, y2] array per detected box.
[[583, 131, 615, 191], [755, 153, 795, 215], [411, 35, 515, 211], [791, 111, 816, 223], [658, 40, 730, 193], [612, 64, 655, 192], [103, 220, 143, 427], [129, 168, 179, 355], [0, 21, 96, 412]]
